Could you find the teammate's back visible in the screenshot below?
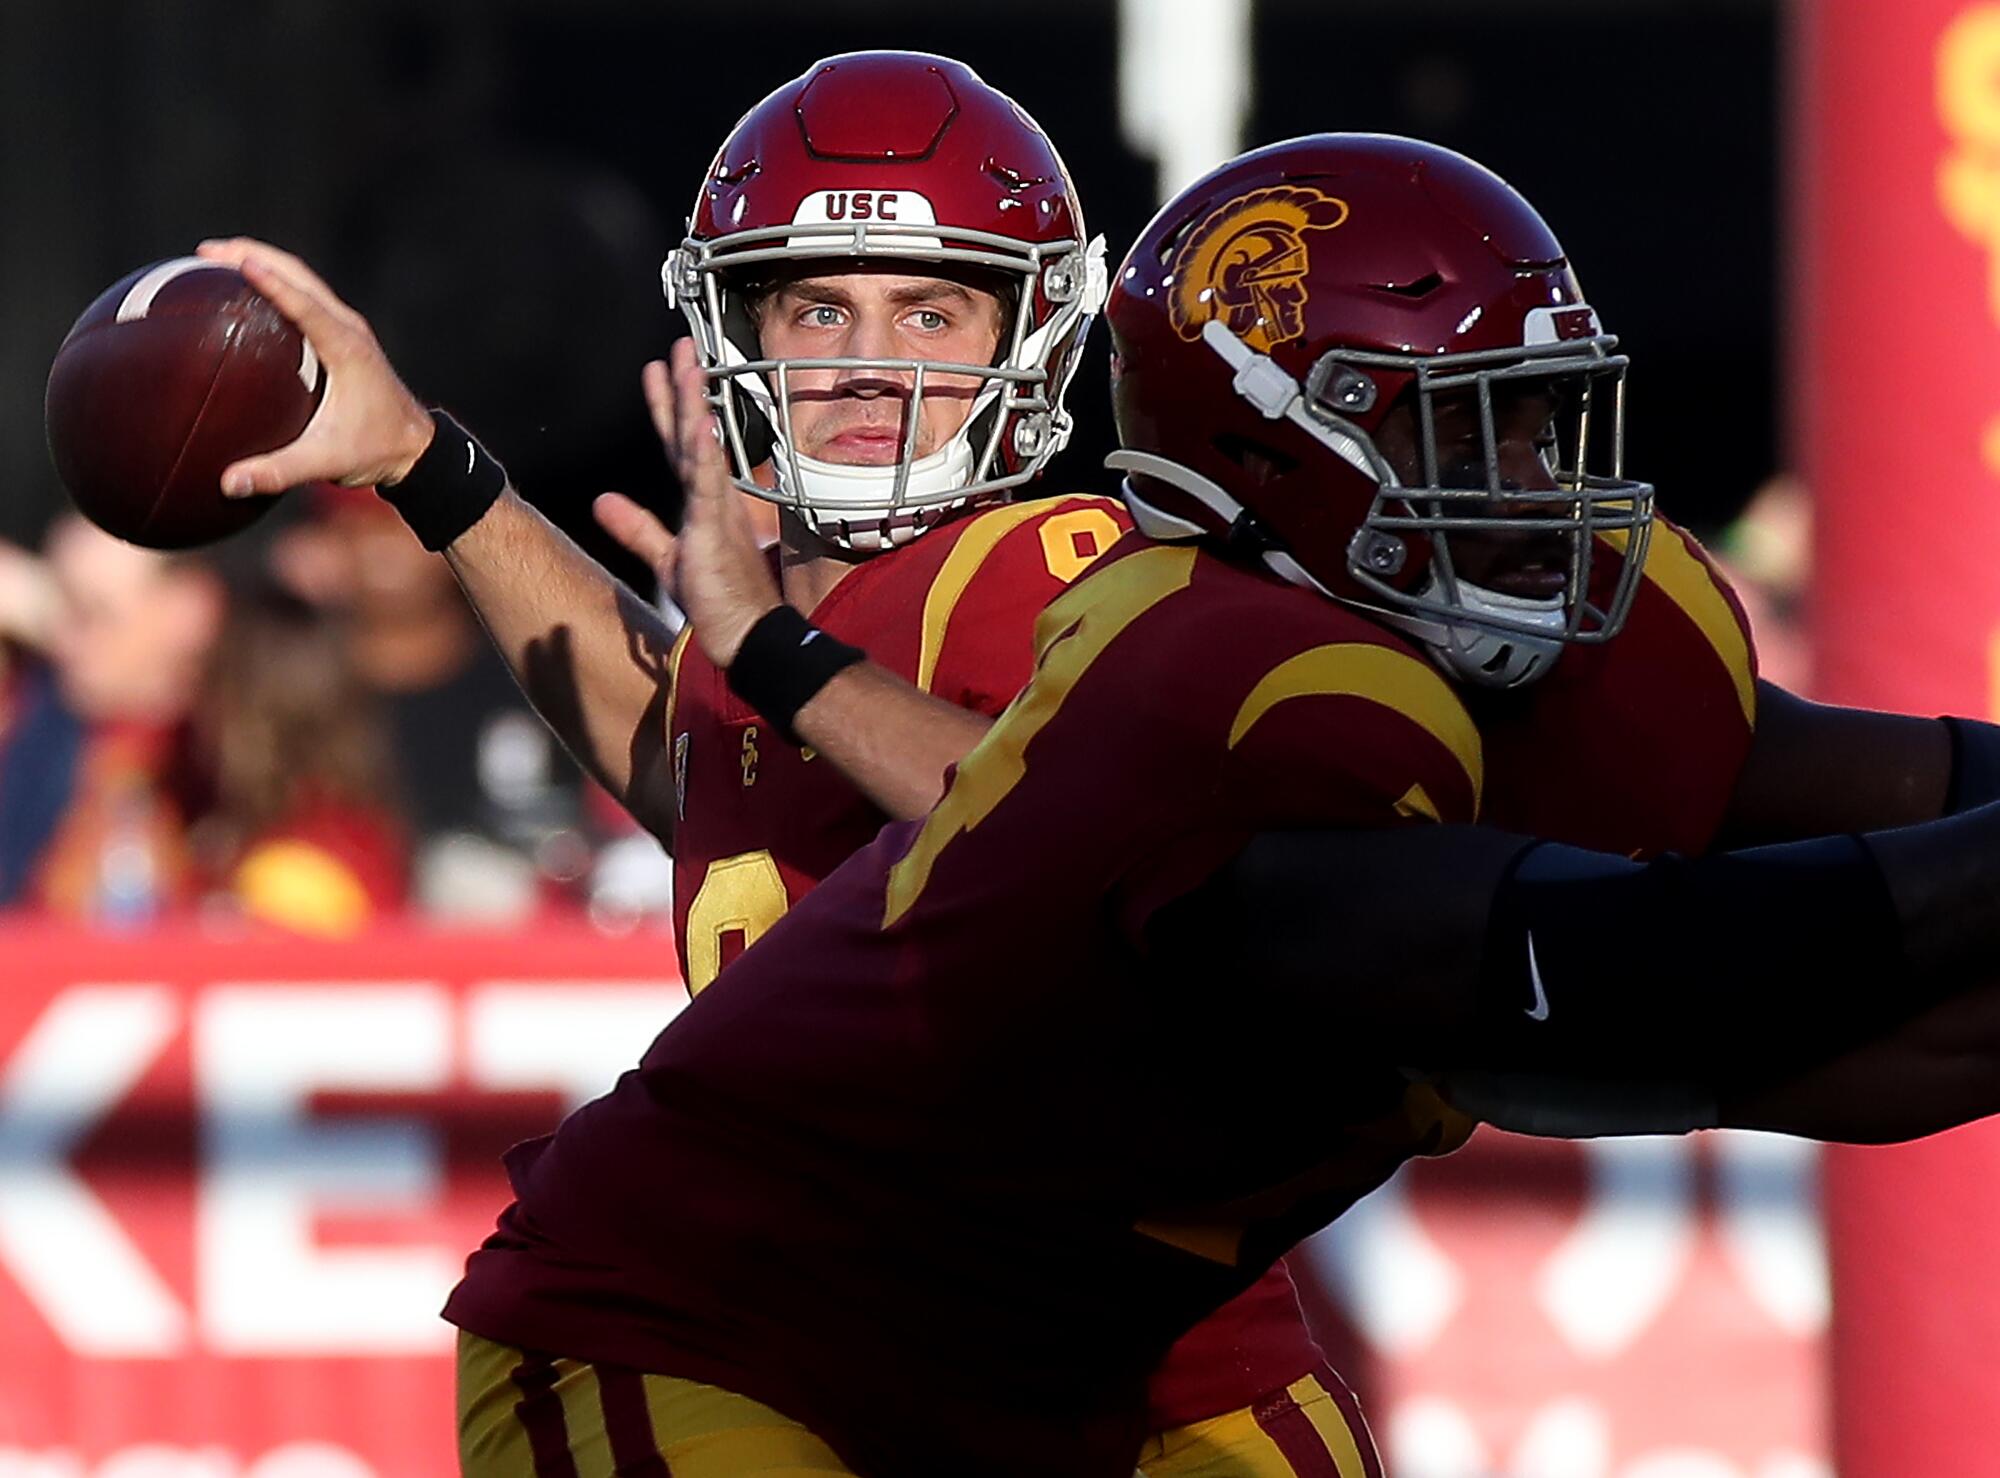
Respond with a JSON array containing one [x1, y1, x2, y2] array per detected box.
[[445, 534, 1482, 1477]]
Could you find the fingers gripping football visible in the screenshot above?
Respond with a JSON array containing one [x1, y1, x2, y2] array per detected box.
[[194, 238, 435, 497]]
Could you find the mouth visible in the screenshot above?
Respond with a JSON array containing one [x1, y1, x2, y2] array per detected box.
[[819, 426, 908, 465], [1446, 530, 1571, 600]]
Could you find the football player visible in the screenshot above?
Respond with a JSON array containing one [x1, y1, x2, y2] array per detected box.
[[416, 135, 2000, 1477], [199, 53, 1366, 1478]]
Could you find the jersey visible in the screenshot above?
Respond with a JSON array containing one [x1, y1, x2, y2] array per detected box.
[[666, 493, 1128, 992], [444, 536, 1484, 1478], [662, 493, 1326, 1433], [1476, 517, 1757, 856]]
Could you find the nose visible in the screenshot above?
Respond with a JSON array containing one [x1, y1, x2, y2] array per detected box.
[[830, 308, 913, 399], [1495, 442, 1560, 496]]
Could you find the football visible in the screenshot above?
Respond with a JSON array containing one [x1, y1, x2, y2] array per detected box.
[[44, 257, 324, 549]]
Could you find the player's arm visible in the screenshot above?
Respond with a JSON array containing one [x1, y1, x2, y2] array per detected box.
[[190, 239, 685, 845], [1720, 678, 1957, 841], [1153, 802, 2000, 1142], [789, 664, 992, 818], [597, 345, 995, 821], [442, 494, 682, 841]]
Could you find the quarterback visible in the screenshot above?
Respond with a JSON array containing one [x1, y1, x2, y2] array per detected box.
[[200, 52, 1365, 1478], [431, 135, 2000, 1476]]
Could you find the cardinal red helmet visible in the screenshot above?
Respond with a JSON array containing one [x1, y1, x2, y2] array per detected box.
[[1106, 133, 1653, 686], [664, 52, 1105, 551]]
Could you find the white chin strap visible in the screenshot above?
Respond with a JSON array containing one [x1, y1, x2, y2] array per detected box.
[[1384, 579, 1566, 690], [772, 436, 979, 551]]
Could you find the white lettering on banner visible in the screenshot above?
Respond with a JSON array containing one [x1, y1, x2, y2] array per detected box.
[[1384, 1397, 1831, 1478], [194, 986, 454, 1355], [0, 1445, 376, 1478], [465, 982, 685, 1109], [1536, 1137, 1698, 1357], [0, 986, 187, 1356]]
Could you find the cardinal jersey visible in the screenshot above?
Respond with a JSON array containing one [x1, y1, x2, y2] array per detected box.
[[447, 537, 1484, 1478], [1475, 518, 1757, 856], [666, 493, 1129, 993], [660, 493, 1332, 1436]]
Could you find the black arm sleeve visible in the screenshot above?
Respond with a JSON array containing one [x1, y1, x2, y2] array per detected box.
[[1150, 805, 2000, 1090], [1944, 715, 2000, 813]]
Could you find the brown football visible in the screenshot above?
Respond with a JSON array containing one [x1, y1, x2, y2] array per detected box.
[[44, 257, 324, 549]]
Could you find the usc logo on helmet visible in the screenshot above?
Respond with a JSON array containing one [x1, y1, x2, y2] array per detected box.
[[1167, 186, 1350, 351]]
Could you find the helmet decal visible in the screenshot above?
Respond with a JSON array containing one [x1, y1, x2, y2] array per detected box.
[[1168, 186, 1350, 352]]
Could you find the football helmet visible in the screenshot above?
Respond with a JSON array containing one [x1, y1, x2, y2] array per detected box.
[[665, 52, 1106, 551], [1105, 134, 1653, 687]]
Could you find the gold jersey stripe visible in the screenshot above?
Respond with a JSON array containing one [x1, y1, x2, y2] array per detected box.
[[1286, 1372, 1375, 1478], [1602, 524, 1756, 727], [887, 543, 1199, 927], [662, 623, 694, 739], [915, 496, 1124, 694], [1228, 643, 1485, 815], [1394, 782, 1441, 822]]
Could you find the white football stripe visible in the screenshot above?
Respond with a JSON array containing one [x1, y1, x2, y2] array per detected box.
[[115, 257, 231, 323], [298, 336, 321, 394]]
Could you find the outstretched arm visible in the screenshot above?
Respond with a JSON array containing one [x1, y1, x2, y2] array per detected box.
[[1153, 801, 2000, 1143], [1720, 678, 1952, 842]]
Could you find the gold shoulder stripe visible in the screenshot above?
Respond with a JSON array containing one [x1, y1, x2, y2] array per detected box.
[[915, 497, 1123, 694], [1601, 525, 1755, 726], [1228, 643, 1484, 814], [661, 624, 694, 739], [885, 543, 1198, 928], [915, 502, 1064, 695]]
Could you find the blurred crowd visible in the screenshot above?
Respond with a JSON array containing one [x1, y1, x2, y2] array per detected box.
[[0, 492, 672, 937]]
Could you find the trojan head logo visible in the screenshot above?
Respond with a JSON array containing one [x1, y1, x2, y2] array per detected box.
[[1168, 186, 1350, 351]]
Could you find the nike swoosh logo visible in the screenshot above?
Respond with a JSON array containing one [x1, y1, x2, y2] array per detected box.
[[1525, 932, 1551, 1022], [800, 629, 821, 647]]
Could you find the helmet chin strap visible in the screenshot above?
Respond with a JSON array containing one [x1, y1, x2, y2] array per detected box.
[[1374, 579, 1566, 690], [770, 435, 979, 537]]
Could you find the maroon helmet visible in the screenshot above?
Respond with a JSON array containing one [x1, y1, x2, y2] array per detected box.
[[1106, 134, 1653, 686], [664, 52, 1105, 551]]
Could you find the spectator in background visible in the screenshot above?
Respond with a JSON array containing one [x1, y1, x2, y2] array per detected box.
[[270, 486, 586, 920], [0, 537, 71, 903], [189, 582, 407, 936], [2, 515, 220, 923]]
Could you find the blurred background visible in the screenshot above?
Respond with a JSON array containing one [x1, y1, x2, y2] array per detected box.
[[0, 0, 1798, 930], [0, 0, 1960, 1475]]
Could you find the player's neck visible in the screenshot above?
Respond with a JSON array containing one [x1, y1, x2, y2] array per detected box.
[[776, 510, 867, 617]]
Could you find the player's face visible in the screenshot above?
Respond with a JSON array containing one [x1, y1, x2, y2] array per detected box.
[[1372, 382, 1570, 597], [754, 270, 1006, 467]]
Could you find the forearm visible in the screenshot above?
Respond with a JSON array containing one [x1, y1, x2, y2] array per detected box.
[[1719, 979, 2000, 1143], [790, 661, 992, 819], [444, 489, 679, 839], [1172, 802, 2000, 1090]]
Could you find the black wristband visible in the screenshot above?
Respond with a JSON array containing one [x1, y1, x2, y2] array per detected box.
[[725, 605, 865, 744], [377, 410, 508, 552], [1942, 715, 2000, 814]]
